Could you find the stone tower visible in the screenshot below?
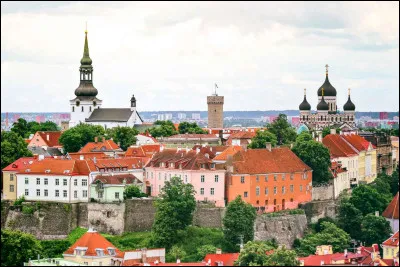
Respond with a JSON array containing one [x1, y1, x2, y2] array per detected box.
[[207, 84, 224, 128]]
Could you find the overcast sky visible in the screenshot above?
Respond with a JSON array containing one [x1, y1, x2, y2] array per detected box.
[[1, 1, 399, 112]]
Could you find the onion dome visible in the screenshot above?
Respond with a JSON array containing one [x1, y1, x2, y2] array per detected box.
[[343, 88, 356, 111], [299, 88, 311, 110], [75, 82, 98, 97], [317, 64, 337, 97], [317, 88, 329, 111]]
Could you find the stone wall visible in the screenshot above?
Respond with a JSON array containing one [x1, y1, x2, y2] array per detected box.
[[299, 199, 337, 223], [1, 200, 11, 228], [87, 203, 125, 235], [77, 202, 88, 228], [254, 214, 308, 249], [193, 207, 225, 228], [124, 199, 156, 232], [312, 185, 334, 201]]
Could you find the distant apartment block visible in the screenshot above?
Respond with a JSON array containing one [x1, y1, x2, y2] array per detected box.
[[178, 113, 187, 120], [192, 113, 201, 120]]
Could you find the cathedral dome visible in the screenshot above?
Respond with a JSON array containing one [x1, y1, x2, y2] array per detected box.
[[75, 82, 98, 97], [317, 96, 329, 111], [343, 89, 355, 111], [317, 65, 337, 97], [299, 96, 311, 110]]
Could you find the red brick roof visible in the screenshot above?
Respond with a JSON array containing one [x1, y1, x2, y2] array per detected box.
[[322, 134, 358, 158], [125, 147, 146, 157], [79, 139, 121, 153], [64, 229, 121, 257], [213, 146, 243, 161], [227, 131, 256, 140], [2, 157, 38, 172], [382, 192, 399, 220], [37, 131, 62, 147], [232, 147, 311, 174], [17, 158, 91, 175], [125, 144, 163, 158], [93, 174, 142, 185], [165, 134, 219, 139], [203, 253, 239, 266], [342, 134, 374, 151], [68, 152, 108, 160], [382, 231, 399, 247]]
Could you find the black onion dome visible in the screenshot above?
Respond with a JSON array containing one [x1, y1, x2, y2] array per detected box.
[[343, 96, 356, 111], [299, 96, 311, 110], [317, 96, 329, 111], [317, 75, 337, 97], [75, 82, 98, 97], [131, 94, 136, 102]]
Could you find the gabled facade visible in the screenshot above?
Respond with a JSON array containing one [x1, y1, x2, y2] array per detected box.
[[383, 192, 399, 233], [226, 131, 256, 148], [79, 137, 123, 155], [27, 131, 62, 148], [382, 231, 399, 262]]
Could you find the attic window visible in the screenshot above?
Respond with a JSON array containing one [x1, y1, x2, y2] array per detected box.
[[170, 163, 175, 168], [25, 169, 31, 172], [96, 249, 104, 257], [211, 163, 215, 169], [45, 169, 51, 173], [64, 170, 70, 174], [201, 164, 205, 169], [108, 248, 116, 256]]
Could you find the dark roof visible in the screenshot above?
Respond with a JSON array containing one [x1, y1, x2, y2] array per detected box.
[[299, 96, 311, 110], [317, 96, 329, 110], [317, 75, 337, 97], [86, 108, 134, 122], [93, 174, 142, 185], [343, 96, 356, 111], [28, 146, 63, 157]]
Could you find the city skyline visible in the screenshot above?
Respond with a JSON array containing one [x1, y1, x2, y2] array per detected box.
[[1, 1, 399, 113]]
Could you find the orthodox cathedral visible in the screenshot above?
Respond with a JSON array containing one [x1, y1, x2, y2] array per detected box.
[[298, 65, 356, 132], [69, 30, 143, 129]]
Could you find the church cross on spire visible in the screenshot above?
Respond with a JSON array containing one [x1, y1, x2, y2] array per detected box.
[[348, 88, 351, 96], [325, 64, 329, 76], [321, 87, 324, 97], [304, 88, 306, 96]]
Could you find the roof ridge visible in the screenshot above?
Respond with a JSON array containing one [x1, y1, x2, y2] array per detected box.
[[340, 135, 360, 154]]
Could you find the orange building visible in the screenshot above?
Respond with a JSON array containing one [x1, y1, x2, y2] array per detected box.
[[226, 146, 312, 212]]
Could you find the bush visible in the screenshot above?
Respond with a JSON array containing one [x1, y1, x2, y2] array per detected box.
[[41, 240, 71, 258], [264, 209, 305, 218], [123, 185, 147, 199], [13, 196, 25, 206], [67, 227, 88, 244], [21, 205, 34, 215]]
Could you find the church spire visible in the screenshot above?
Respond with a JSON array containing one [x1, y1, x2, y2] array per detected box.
[[80, 26, 92, 67]]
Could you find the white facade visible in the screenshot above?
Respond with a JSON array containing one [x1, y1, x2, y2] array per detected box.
[[69, 99, 103, 128], [136, 135, 156, 146], [333, 171, 350, 199], [16, 174, 90, 203], [331, 156, 358, 186]]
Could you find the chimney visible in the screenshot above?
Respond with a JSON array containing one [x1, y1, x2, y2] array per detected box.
[[93, 157, 97, 163], [216, 248, 222, 254], [196, 148, 200, 154], [38, 155, 44, 161], [160, 145, 164, 152], [118, 142, 121, 147], [266, 142, 272, 151], [321, 260, 324, 265], [46, 134, 49, 141], [102, 137, 105, 142], [80, 155, 84, 160], [375, 211, 379, 217], [330, 128, 336, 135], [95, 136, 98, 143], [141, 248, 147, 263], [344, 249, 347, 256], [177, 259, 180, 264]]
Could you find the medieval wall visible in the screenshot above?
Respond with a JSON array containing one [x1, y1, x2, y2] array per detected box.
[[124, 199, 156, 232], [299, 199, 338, 223], [193, 207, 225, 228], [87, 202, 125, 235], [312, 184, 334, 201]]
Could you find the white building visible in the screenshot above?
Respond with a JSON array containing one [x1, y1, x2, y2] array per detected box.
[[69, 30, 142, 129], [192, 113, 201, 120], [178, 113, 187, 120], [164, 113, 173, 120]]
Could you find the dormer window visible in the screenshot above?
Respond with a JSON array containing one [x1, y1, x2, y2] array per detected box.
[[45, 169, 51, 173], [210, 163, 215, 169], [96, 249, 104, 257], [107, 248, 116, 256], [170, 163, 175, 168], [201, 164, 205, 169]]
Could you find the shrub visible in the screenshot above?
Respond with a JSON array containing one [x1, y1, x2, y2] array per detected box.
[[13, 196, 25, 206], [22, 205, 34, 215], [67, 227, 87, 244], [41, 240, 71, 258]]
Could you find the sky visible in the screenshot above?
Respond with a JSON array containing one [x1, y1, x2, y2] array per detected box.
[[1, 1, 399, 112]]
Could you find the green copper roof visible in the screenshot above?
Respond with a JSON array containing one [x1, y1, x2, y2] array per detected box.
[[80, 31, 92, 66]]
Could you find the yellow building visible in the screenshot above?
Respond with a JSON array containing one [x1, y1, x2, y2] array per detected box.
[[382, 231, 399, 261]]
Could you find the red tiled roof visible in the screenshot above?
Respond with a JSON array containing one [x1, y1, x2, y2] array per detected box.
[[203, 253, 239, 266], [79, 139, 121, 153], [93, 174, 142, 185], [25, 139, 31, 144], [140, 263, 206, 266], [68, 152, 108, 160], [382, 192, 399, 220], [191, 146, 217, 159], [228, 131, 256, 140], [125, 147, 146, 157], [213, 146, 243, 161], [342, 134, 374, 151], [382, 231, 399, 247], [64, 229, 121, 257], [17, 158, 91, 175], [2, 157, 38, 172], [126, 144, 163, 157], [165, 134, 219, 139], [322, 134, 358, 158], [37, 131, 62, 147], [232, 147, 312, 174], [298, 253, 348, 266]]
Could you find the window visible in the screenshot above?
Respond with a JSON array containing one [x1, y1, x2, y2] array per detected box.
[[200, 188, 204, 195], [98, 192, 103, 198], [63, 190, 67, 197], [63, 179, 67, 186], [290, 185, 294, 192], [89, 106, 92, 112], [74, 191, 77, 198], [164, 173, 166, 180], [159, 173, 161, 180], [25, 189, 29, 196], [108, 249, 116, 256], [158, 185, 161, 192], [55, 190, 60, 197], [9, 185, 14, 192], [274, 175, 277, 181], [282, 186, 285, 194], [56, 179, 59, 185], [282, 174, 285, 181], [72, 106, 75, 112], [256, 175, 259, 182], [215, 175, 219, 182], [300, 185, 303, 192], [303, 173, 307, 180], [36, 178, 40, 185], [10, 174, 14, 181], [36, 189, 40, 196], [265, 187, 268, 195], [115, 192, 120, 199], [74, 179, 77, 186], [81, 106, 84, 112], [82, 179, 87, 186], [44, 178, 48, 185], [256, 186, 260, 196], [210, 188, 215, 195], [241, 176, 245, 183], [244, 191, 248, 198], [201, 175, 205, 183], [265, 175, 268, 182], [151, 172, 153, 179], [185, 175, 188, 183], [44, 189, 48, 196], [274, 186, 277, 195], [265, 200, 268, 206], [96, 250, 104, 257], [83, 190, 87, 198], [290, 173, 294, 180]]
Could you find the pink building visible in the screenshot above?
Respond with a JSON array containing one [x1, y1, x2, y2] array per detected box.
[[144, 148, 226, 207]]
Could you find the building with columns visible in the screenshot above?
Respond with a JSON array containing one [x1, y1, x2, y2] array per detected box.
[[69, 30, 142, 129], [298, 65, 356, 132]]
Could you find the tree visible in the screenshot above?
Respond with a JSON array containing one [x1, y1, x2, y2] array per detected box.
[[314, 217, 337, 233], [371, 174, 392, 197], [1, 131, 33, 169], [389, 168, 399, 196], [196, 245, 217, 261], [292, 140, 332, 185], [337, 202, 363, 239], [59, 123, 105, 153], [105, 126, 139, 151], [266, 114, 297, 145], [37, 121, 59, 131], [148, 120, 178, 138], [296, 222, 350, 257], [360, 214, 392, 246], [123, 185, 147, 199], [11, 118, 29, 138], [248, 130, 278, 149], [151, 176, 196, 248], [234, 241, 272, 266], [169, 245, 186, 261], [178, 122, 207, 134], [264, 247, 300, 266], [322, 127, 331, 138], [349, 184, 391, 216], [295, 132, 313, 143], [223, 195, 257, 251], [1, 229, 42, 266]]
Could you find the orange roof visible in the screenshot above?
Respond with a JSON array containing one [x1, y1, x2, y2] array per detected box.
[[37, 131, 62, 147], [79, 139, 121, 153], [382, 231, 399, 247], [64, 229, 121, 257], [232, 147, 311, 174], [322, 134, 358, 158], [203, 253, 239, 266], [125, 144, 163, 157], [173, 123, 180, 131], [24, 139, 31, 144], [213, 146, 243, 161], [16, 158, 90, 175], [342, 134, 374, 151], [166, 134, 219, 139], [382, 192, 399, 219], [2, 157, 38, 172], [125, 147, 146, 157], [68, 152, 108, 160], [228, 131, 256, 139]]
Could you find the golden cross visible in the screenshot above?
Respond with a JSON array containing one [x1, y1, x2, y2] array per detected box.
[[348, 88, 351, 96], [304, 88, 306, 96], [325, 64, 329, 75]]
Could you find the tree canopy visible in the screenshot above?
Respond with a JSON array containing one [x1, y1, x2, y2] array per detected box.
[[295, 132, 313, 143], [123, 185, 147, 199], [1, 131, 33, 169], [223, 195, 257, 251], [337, 201, 363, 239], [264, 247, 300, 266], [266, 114, 297, 145], [360, 214, 392, 246], [151, 176, 196, 249], [235, 241, 272, 266], [349, 184, 391, 216], [178, 122, 207, 134], [248, 130, 278, 149], [59, 123, 105, 153], [105, 126, 139, 151], [11, 118, 59, 138], [148, 120, 178, 138]]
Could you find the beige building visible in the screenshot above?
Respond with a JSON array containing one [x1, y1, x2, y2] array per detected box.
[[207, 90, 224, 129]]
